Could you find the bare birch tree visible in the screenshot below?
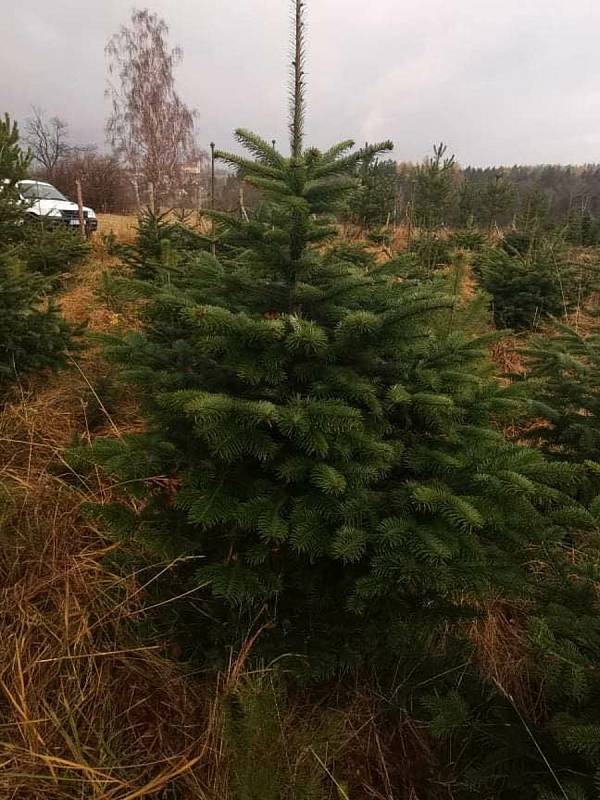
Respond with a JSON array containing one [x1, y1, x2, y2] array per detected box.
[[105, 8, 196, 207], [25, 107, 70, 180]]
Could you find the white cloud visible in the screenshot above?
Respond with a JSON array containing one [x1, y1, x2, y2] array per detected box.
[[2, 0, 600, 165]]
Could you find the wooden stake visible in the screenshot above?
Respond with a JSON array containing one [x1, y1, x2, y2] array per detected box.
[[75, 179, 86, 239], [148, 181, 155, 213], [239, 183, 249, 222]]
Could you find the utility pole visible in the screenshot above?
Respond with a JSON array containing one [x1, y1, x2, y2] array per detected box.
[[210, 142, 216, 256], [210, 142, 216, 210]]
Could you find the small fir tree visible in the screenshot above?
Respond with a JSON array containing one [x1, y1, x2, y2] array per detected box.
[[19, 224, 90, 279], [0, 253, 76, 387], [0, 113, 30, 243], [476, 239, 595, 331], [409, 143, 458, 270], [115, 207, 208, 281], [480, 170, 515, 232], [346, 153, 398, 228], [526, 324, 600, 461], [0, 114, 77, 390], [412, 142, 457, 230]]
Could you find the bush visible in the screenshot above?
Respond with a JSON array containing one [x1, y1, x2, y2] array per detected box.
[[116, 208, 208, 281], [476, 241, 596, 330], [0, 114, 77, 389], [19, 224, 90, 278], [0, 254, 78, 389]]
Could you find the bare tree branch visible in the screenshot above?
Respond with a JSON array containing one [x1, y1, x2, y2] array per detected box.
[[105, 8, 197, 207], [24, 106, 70, 179]]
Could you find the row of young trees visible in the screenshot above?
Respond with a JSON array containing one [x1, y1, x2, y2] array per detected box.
[[347, 144, 600, 243]]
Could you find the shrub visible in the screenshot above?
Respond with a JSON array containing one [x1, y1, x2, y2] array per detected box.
[[0, 253, 78, 389], [19, 224, 90, 278], [476, 241, 596, 330], [0, 114, 77, 389]]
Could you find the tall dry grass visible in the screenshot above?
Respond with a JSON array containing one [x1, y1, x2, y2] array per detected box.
[[0, 247, 225, 799], [0, 336, 224, 798]]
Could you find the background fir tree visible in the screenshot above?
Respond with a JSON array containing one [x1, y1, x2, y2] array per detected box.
[[475, 237, 597, 331], [0, 114, 77, 390], [525, 324, 600, 464], [0, 113, 30, 244], [345, 152, 398, 229], [409, 142, 458, 270]]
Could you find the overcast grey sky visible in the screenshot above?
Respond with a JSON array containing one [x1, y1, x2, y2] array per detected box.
[[2, 0, 600, 166]]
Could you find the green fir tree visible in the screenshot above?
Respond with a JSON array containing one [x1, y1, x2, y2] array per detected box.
[[0, 114, 77, 390], [79, 3, 588, 682]]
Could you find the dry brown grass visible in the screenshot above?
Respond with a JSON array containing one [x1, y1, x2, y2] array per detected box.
[[468, 601, 545, 722], [0, 479, 223, 800], [0, 240, 227, 799], [97, 214, 138, 245]]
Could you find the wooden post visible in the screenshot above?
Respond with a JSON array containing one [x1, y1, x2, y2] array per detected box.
[[210, 142, 216, 256], [132, 175, 141, 209], [239, 183, 249, 222], [75, 179, 86, 239], [148, 181, 155, 214]]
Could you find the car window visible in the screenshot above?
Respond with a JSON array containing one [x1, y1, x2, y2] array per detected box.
[[18, 182, 69, 202]]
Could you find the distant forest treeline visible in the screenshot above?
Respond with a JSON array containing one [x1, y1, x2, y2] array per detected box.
[[462, 163, 600, 221], [398, 161, 600, 226], [343, 150, 600, 243]]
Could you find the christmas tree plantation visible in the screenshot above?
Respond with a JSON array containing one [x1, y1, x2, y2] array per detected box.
[[81, 3, 591, 677]]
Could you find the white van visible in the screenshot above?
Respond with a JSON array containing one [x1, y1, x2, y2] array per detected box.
[[17, 180, 98, 236]]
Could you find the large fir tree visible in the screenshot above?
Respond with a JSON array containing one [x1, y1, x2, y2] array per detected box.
[[82, 2, 588, 677]]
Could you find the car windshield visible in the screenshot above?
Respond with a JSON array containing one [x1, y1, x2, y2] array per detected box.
[[19, 182, 68, 202]]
